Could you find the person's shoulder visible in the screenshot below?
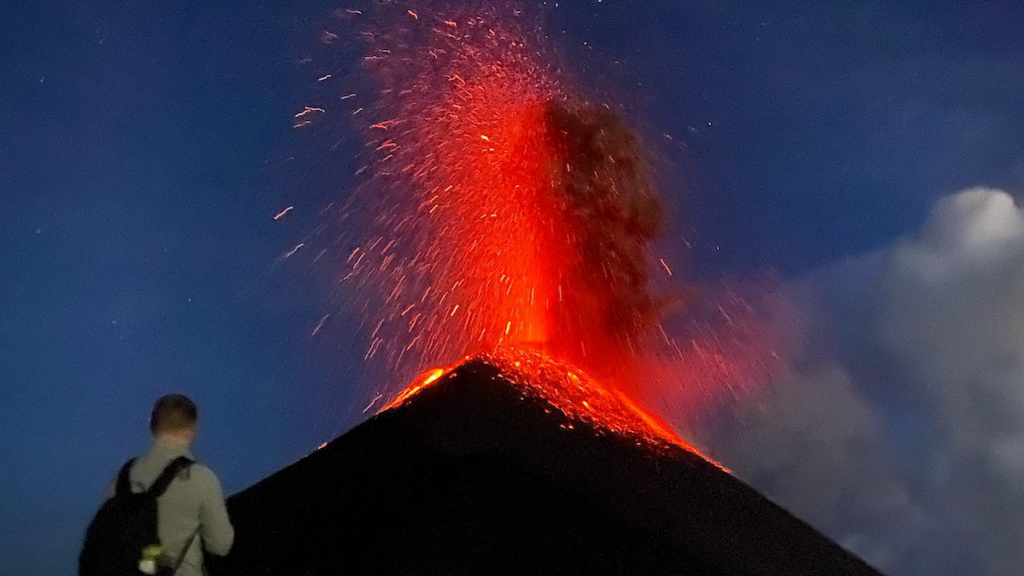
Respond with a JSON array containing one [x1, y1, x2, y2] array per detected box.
[[185, 462, 222, 486]]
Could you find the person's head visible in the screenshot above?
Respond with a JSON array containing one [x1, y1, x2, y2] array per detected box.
[[150, 394, 198, 445]]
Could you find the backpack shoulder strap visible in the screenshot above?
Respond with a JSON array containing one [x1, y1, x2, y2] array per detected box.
[[115, 458, 136, 496], [147, 456, 195, 497]]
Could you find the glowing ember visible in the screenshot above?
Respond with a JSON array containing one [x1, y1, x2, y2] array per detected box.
[[273, 205, 295, 221]]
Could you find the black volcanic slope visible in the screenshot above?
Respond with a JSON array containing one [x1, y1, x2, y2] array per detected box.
[[212, 358, 882, 576]]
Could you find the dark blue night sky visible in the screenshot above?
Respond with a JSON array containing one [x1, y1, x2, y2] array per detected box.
[[2, 2, 1022, 575]]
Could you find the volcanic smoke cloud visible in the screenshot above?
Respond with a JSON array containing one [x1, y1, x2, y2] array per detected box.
[[317, 1, 775, 429], [708, 188, 1024, 575]]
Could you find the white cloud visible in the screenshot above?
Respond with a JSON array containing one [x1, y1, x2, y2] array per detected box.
[[706, 188, 1024, 576]]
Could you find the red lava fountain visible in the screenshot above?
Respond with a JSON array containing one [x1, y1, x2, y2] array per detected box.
[[323, 2, 774, 453]]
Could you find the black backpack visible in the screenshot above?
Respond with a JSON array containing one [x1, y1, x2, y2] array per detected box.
[[79, 456, 194, 576]]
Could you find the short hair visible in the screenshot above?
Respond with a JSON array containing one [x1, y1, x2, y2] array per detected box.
[[150, 394, 198, 434]]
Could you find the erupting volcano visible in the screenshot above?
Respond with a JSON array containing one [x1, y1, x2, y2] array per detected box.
[[326, 1, 773, 453], [208, 5, 882, 574]]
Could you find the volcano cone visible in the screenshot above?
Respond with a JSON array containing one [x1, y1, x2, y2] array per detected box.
[[212, 355, 882, 576]]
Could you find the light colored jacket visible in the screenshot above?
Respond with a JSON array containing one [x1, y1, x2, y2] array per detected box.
[[106, 441, 234, 576]]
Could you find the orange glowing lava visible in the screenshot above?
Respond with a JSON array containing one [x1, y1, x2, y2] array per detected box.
[[322, 1, 777, 457]]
